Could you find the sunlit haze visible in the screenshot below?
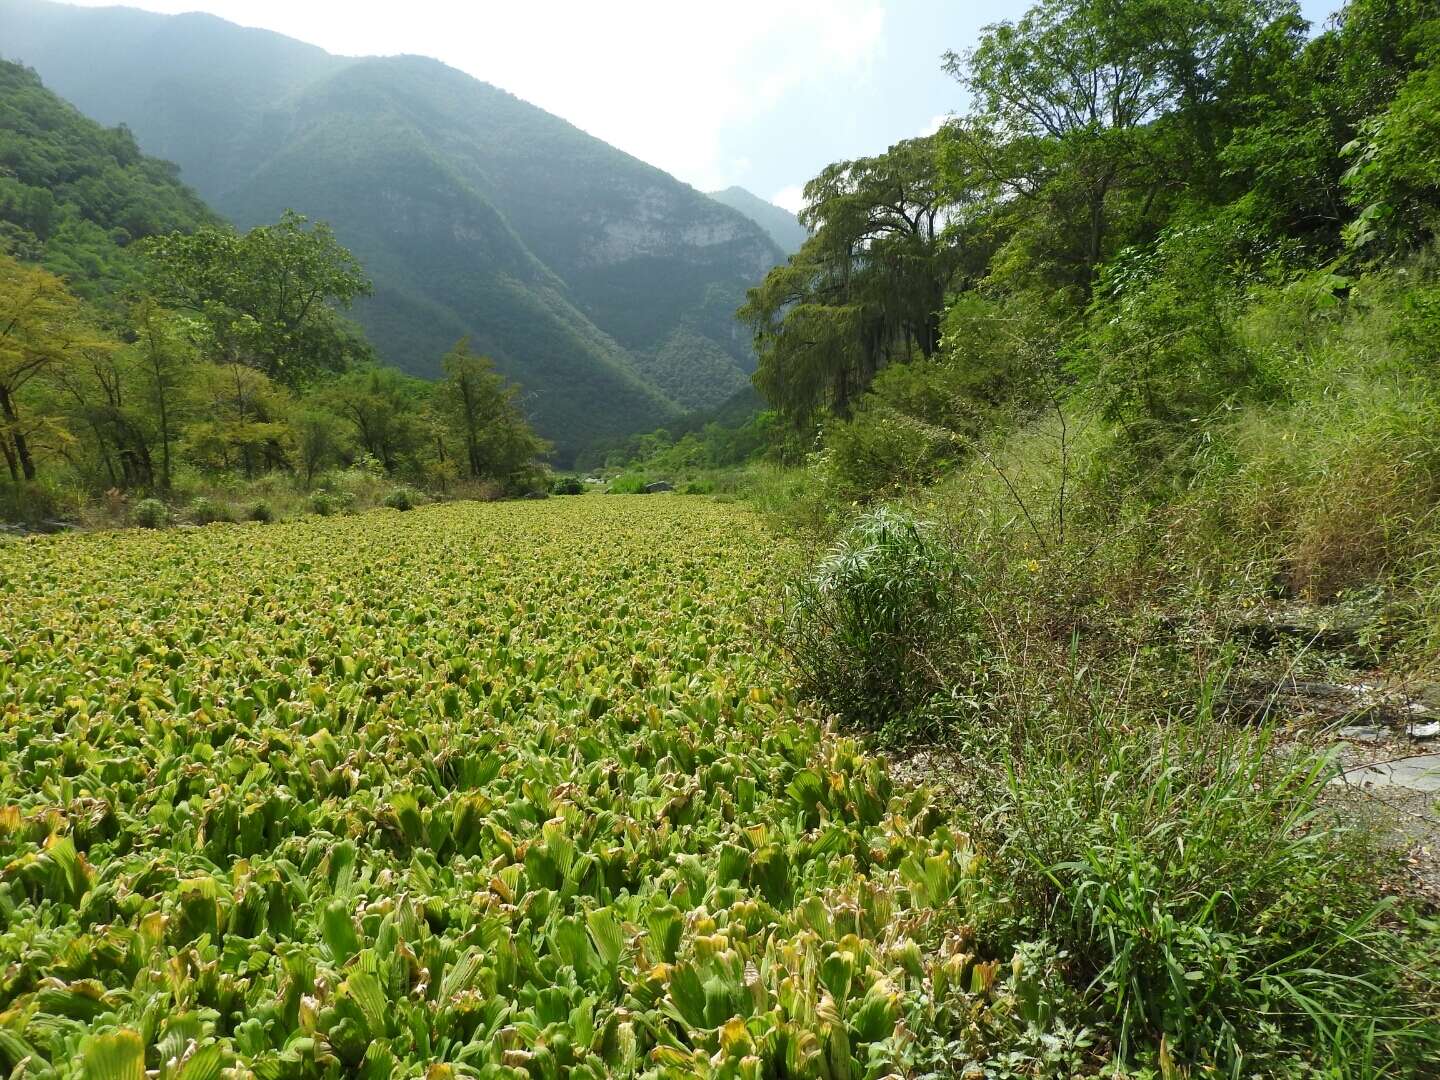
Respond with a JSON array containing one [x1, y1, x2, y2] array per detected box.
[[45, 0, 1345, 210]]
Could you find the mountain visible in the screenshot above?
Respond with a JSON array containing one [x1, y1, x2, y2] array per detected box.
[[708, 186, 808, 255], [0, 0, 786, 455], [0, 60, 214, 301]]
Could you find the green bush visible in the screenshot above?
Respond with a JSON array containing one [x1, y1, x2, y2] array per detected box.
[[551, 476, 585, 495], [187, 496, 233, 525], [0, 477, 83, 524], [1071, 220, 1278, 461], [247, 501, 275, 523], [818, 403, 962, 503], [383, 486, 418, 512], [310, 490, 338, 517], [132, 498, 168, 529], [780, 506, 975, 737], [607, 473, 647, 495]]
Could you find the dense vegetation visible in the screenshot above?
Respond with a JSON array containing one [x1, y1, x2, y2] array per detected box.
[[3, 0, 1439, 1073], [0, 61, 213, 300], [0, 0, 792, 453], [592, 1, 1440, 1072], [0, 498, 999, 1078], [1, 66, 549, 521]]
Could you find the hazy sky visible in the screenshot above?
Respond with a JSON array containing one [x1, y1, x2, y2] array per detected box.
[[59, 0, 1344, 212]]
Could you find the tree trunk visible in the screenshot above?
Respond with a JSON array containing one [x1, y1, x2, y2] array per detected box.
[[0, 432, 17, 482], [0, 386, 36, 481]]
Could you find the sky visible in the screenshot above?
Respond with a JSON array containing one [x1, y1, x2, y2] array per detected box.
[[59, 0, 1345, 213]]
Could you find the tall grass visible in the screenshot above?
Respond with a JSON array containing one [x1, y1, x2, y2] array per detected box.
[[776, 512, 1439, 1073]]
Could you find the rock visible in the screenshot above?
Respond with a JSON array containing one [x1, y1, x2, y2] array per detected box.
[[1339, 724, 1389, 744], [1222, 608, 1368, 652], [1335, 753, 1440, 793], [643, 481, 675, 494], [1409, 721, 1440, 741], [35, 519, 76, 534]]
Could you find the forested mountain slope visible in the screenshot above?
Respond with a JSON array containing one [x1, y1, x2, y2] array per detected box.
[[0, 60, 213, 300], [0, 0, 787, 452]]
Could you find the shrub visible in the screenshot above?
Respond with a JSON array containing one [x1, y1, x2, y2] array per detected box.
[[780, 506, 975, 737], [383, 486, 418, 512], [818, 404, 962, 503], [552, 476, 585, 495], [310, 490, 338, 517], [607, 473, 647, 495], [247, 501, 276, 524], [0, 477, 83, 524], [187, 497, 233, 525], [1071, 220, 1278, 461], [132, 498, 168, 529]]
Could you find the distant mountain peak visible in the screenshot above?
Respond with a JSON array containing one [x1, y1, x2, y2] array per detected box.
[[706, 186, 808, 255], [0, 0, 791, 458]]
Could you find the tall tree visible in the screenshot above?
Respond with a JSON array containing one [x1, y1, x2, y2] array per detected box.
[[128, 300, 194, 490], [742, 134, 969, 426], [322, 366, 428, 474], [438, 340, 549, 487], [0, 253, 98, 482], [944, 0, 1302, 289], [141, 210, 372, 386]]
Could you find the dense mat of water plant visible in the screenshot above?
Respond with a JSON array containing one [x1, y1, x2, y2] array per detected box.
[[0, 500, 981, 1079]]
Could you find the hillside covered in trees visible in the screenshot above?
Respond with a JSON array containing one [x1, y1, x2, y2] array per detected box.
[[0, 61, 213, 300], [707, 187, 809, 255], [0, 0, 789, 453], [1, 62, 551, 516]]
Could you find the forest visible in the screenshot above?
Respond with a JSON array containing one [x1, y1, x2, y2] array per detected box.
[[0, 60, 548, 527]]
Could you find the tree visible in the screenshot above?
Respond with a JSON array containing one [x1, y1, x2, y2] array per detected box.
[[0, 253, 99, 481], [182, 363, 291, 477], [1221, 0, 1435, 251], [742, 135, 972, 427], [1342, 32, 1440, 251], [142, 210, 372, 386], [289, 406, 345, 487], [322, 366, 428, 474], [437, 340, 549, 490], [128, 300, 194, 489], [944, 0, 1302, 289]]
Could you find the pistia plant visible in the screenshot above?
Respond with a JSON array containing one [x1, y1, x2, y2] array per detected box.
[[0, 498, 1030, 1079]]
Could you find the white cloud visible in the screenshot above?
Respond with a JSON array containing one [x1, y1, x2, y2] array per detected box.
[[921, 113, 950, 136], [771, 184, 806, 214], [60, 0, 887, 192]]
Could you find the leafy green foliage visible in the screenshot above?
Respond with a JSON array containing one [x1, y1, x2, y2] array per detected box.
[[742, 136, 956, 426], [129, 496, 166, 528], [0, 60, 213, 301], [438, 340, 551, 494], [381, 485, 418, 511], [0, 499, 999, 1077], [781, 507, 975, 737], [141, 210, 372, 387]]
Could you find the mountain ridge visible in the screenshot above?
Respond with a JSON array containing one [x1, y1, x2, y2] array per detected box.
[[0, 0, 784, 455], [707, 185, 808, 255]]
